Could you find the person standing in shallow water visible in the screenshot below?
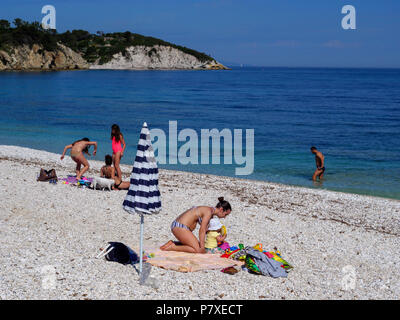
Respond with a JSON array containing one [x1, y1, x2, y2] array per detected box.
[[310, 146, 325, 181]]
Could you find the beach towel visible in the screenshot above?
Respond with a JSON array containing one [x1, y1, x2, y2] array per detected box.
[[60, 175, 93, 186], [245, 248, 287, 278], [144, 249, 244, 273], [264, 251, 293, 271]]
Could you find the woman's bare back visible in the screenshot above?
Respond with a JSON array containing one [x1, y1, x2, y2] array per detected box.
[[71, 140, 89, 154], [101, 166, 114, 179], [176, 206, 213, 231]]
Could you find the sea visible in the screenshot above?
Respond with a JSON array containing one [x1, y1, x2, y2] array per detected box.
[[0, 67, 399, 200]]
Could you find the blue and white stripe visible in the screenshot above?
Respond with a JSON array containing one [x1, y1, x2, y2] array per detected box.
[[123, 122, 161, 215]]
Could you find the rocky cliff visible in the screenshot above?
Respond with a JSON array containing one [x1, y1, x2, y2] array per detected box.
[[0, 43, 228, 71], [0, 43, 89, 71], [0, 21, 229, 71], [89, 45, 229, 70]]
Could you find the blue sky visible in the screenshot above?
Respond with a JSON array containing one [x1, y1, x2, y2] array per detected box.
[[1, 0, 399, 67]]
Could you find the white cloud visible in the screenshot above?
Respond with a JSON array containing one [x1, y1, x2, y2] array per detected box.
[[323, 40, 361, 48]]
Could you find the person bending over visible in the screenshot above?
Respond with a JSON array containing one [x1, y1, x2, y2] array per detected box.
[[160, 197, 232, 254], [61, 138, 97, 180]]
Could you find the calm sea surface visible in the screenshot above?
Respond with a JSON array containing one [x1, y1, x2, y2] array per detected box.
[[0, 67, 399, 199]]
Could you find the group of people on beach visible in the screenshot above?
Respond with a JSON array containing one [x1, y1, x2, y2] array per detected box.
[[60, 124, 234, 254], [159, 147, 324, 254], [60, 124, 129, 190], [159, 146, 325, 253], [60, 123, 326, 254]]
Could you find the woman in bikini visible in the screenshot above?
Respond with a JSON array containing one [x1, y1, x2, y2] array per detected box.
[[111, 124, 126, 181], [100, 154, 130, 190], [60, 138, 97, 180], [160, 197, 232, 253]]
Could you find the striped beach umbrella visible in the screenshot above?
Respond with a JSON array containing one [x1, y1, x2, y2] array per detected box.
[[123, 122, 161, 274]]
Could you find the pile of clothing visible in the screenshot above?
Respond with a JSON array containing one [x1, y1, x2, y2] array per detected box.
[[220, 243, 293, 278], [60, 175, 93, 187]]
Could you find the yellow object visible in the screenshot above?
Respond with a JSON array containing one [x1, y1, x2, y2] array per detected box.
[[205, 231, 219, 249], [269, 251, 285, 264], [221, 225, 227, 236], [253, 243, 263, 252]]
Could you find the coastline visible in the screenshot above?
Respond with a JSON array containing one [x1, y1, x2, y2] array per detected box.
[[0, 65, 230, 72], [0, 145, 399, 299], [2, 67, 398, 201], [1, 143, 398, 203]]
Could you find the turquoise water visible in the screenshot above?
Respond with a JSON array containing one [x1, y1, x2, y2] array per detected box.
[[0, 67, 399, 199]]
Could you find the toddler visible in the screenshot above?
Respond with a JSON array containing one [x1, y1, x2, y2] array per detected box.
[[205, 217, 227, 253]]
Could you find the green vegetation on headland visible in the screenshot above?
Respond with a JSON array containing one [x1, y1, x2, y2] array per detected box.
[[0, 19, 59, 53], [0, 18, 215, 65]]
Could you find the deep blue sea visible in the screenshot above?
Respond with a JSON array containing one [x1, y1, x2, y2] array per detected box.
[[0, 67, 399, 199]]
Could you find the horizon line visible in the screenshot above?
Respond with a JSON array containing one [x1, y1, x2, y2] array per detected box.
[[224, 65, 400, 70]]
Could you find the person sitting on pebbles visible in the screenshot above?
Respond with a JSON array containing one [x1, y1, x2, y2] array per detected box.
[[100, 154, 130, 190], [160, 197, 231, 253], [205, 216, 227, 254]]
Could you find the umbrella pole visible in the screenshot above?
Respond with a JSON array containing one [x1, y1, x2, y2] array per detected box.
[[139, 213, 144, 274]]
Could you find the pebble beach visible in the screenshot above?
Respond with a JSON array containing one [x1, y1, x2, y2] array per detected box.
[[0, 145, 399, 300]]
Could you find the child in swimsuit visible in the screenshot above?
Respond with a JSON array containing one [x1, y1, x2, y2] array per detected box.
[[111, 124, 126, 181]]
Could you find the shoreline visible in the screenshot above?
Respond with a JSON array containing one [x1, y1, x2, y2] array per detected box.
[[157, 164, 400, 204], [1, 145, 399, 237], [0, 67, 229, 72], [0, 145, 399, 299], [0, 144, 398, 204]]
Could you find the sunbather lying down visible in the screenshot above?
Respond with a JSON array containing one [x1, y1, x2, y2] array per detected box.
[[100, 154, 130, 190], [160, 197, 232, 254]]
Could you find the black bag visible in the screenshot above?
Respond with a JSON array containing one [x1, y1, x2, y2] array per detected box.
[[105, 242, 138, 265], [37, 168, 58, 182]]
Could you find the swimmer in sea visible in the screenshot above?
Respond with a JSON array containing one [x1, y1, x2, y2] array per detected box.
[[310, 146, 325, 181]]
